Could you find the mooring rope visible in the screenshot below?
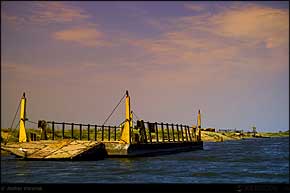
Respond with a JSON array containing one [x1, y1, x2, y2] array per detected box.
[[102, 92, 127, 126]]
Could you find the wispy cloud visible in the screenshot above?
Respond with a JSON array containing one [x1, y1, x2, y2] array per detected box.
[[184, 4, 205, 12], [2, 2, 111, 47], [30, 2, 89, 24], [54, 27, 108, 47], [2, 2, 89, 26], [208, 4, 289, 48], [115, 3, 289, 92], [128, 4, 288, 73]]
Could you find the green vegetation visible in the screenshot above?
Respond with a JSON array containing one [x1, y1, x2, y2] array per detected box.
[[201, 129, 289, 142], [259, 130, 289, 138], [1, 128, 41, 143]]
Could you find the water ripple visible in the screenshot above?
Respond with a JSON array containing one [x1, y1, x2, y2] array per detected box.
[[1, 137, 289, 183]]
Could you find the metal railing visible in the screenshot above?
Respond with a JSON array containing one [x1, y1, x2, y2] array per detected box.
[[38, 120, 198, 144], [44, 121, 122, 142], [132, 121, 198, 144]]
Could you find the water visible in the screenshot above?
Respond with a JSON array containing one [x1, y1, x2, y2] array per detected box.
[[1, 137, 289, 183]]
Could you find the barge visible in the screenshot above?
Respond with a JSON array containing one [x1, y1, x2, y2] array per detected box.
[[1, 91, 203, 160]]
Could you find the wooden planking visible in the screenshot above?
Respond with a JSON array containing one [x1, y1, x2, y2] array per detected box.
[[1, 141, 53, 157], [1, 140, 104, 160], [28, 140, 72, 159], [45, 140, 99, 159]]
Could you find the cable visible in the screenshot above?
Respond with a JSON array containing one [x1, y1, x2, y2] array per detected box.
[[132, 110, 140, 120], [8, 98, 21, 132], [12, 121, 20, 136], [102, 92, 126, 126], [4, 120, 20, 144], [118, 119, 126, 127], [4, 97, 22, 144], [27, 120, 38, 125]]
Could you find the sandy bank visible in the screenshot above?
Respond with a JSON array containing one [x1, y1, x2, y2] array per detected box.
[[201, 131, 289, 142]]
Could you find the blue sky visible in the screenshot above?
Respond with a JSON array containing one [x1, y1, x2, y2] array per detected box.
[[1, 1, 289, 132]]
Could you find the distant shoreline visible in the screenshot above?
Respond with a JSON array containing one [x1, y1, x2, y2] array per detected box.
[[201, 130, 289, 142]]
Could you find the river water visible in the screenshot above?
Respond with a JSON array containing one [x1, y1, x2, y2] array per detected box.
[[1, 137, 289, 183]]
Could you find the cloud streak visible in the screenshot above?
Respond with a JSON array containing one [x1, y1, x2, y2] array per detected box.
[[184, 4, 206, 12], [208, 4, 289, 48], [30, 2, 89, 23], [54, 27, 107, 47], [2, 2, 89, 26], [128, 4, 288, 75]]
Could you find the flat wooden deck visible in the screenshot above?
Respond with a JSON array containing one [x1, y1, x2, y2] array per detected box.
[[1, 140, 106, 160]]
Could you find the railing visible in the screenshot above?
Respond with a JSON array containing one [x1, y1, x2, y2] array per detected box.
[[44, 121, 122, 142], [39, 120, 198, 143], [132, 121, 198, 143]]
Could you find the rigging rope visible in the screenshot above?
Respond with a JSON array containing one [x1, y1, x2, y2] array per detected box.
[[27, 120, 38, 125], [4, 120, 20, 145], [102, 92, 127, 126], [4, 97, 22, 144], [132, 110, 140, 120], [8, 98, 21, 132]]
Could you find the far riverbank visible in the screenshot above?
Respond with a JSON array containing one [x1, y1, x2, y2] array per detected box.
[[201, 130, 289, 142]]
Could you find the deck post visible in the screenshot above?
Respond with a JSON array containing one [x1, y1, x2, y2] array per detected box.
[[171, 123, 175, 142], [102, 125, 104, 141], [52, 121, 55, 140], [176, 124, 180, 142], [71, 123, 74, 139], [139, 120, 147, 143], [94, 125, 97, 141], [193, 126, 197, 142], [19, 93, 27, 142], [114, 126, 117, 141], [187, 126, 192, 141], [108, 126, 111, 141], [155, 122, 159, 143], [166, 123, 170, 142], [161, 122, 165, 142], [88, 124, 90, 141], [180, 124, 184, 142], [79, 124, 82, 140], [185, 125, 189, 141], [62, 122, 65, 139], [147, 122, 152, 143]]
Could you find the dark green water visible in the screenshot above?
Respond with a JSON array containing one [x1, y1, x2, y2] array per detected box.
[[1, 137, 289, 183]]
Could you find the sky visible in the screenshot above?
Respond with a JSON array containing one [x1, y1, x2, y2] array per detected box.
[[1, 1, 289, 132]]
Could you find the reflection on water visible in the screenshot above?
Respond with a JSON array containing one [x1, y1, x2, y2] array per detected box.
[[1, 137, 289, 183]]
